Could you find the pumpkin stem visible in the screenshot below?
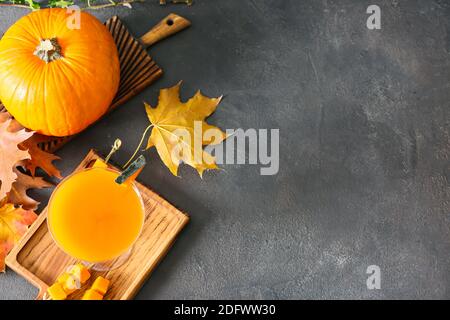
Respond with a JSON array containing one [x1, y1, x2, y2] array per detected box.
[[34, 38, 63, 63]]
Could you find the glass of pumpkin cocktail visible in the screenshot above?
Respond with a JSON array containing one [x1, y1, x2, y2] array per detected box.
[[47, 159, 145, 271]]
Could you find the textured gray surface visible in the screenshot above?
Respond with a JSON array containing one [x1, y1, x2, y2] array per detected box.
[[1, 0, 449, 299]]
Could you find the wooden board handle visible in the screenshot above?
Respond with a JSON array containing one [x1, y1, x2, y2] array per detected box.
[[140, 13, 191, 48], [36, 287, 47, 300]]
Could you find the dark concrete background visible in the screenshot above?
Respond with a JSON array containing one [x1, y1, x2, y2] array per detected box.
[[1, 0, 449, 299]]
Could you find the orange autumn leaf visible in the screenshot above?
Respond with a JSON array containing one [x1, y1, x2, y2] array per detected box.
[[20, 134, 62, 179], [8, 168, 52, 210], [0, 203, 37, 272], [145, 82, 226, 177], [0, 110, 61, 179], [0, 118, 33, 201]]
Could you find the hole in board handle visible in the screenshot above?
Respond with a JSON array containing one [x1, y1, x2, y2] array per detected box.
[[166, 19, 174, 26]]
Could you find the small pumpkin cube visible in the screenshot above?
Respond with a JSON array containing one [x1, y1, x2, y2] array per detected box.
[[57, 273, 78, 294], [68, 264, 91, 284], [91, 276, 110, 296], [82, 289, 103, 300], [47, 282, 67, 300]]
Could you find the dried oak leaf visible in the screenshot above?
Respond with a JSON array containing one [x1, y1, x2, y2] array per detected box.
[[0, 203, 37, 272], [20, 135, 62, 179], [8, 168, 52, 210], [0, 119, 33, 201], [0, 110, 61, 178], [145, 82, 226, 176]]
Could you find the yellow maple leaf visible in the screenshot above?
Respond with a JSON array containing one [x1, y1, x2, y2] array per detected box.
[[145, 82, 226, 177], [0, 203, 37, 272]]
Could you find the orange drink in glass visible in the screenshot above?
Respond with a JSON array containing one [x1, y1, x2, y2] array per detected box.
[[48, 162, 144, 270]]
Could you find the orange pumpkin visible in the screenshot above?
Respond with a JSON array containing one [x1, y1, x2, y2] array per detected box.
[[0, 9, 120, 137]]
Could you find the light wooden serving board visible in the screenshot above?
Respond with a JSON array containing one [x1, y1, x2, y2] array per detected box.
[[5, 150, 189, 300]]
